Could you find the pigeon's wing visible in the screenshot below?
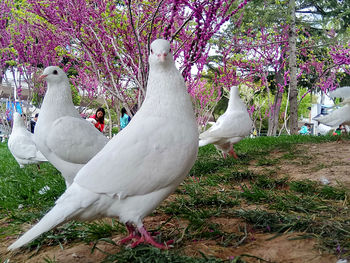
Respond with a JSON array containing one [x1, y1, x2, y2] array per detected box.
[[8, 134, 38, 159], [75, 115, 197, 197], [45, 116, 108, 164], [314, 105, 350, 127], [330, 86, 350, 99]]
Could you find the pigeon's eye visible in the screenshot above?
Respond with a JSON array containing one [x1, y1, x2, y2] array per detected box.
[[53, 70, 58, 75], [151, 49, 153, 54]]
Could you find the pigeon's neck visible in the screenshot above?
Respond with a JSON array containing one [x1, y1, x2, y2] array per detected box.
[[145, 68, 187, 103], [13, 122, 26, 132], [227, 88, 245, 111], [42, 82, 75, 111], [142, 66, 195, 121]]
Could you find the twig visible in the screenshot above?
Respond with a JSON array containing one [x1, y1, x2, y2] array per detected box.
[[235, 223, 248, 246]]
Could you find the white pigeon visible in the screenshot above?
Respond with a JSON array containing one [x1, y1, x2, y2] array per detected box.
[[8, 39, 199, 251], [8, 112, 47, 168], [32, 66, 108, 187], [199, 86, 253, 159], [314, 86, 350, 127]]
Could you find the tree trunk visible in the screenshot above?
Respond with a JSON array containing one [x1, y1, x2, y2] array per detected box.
[[103, 97, 112, 138], [267, 69, 284, 136], [0, 65, 9, 84], [288, 0, 298, 134]]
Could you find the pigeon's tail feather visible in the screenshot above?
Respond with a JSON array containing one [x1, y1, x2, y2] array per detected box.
[[199, 132, 218, 147], [199, 139, 210, 147], [8, 184, 97, 250], [314, 114, 340, 127], [314, 105, 350, 128], [8, 204, 71, 250]]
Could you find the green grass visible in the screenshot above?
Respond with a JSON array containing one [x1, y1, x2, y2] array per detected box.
[[0, 134, 349, 262], [0, 143, 65, 211]]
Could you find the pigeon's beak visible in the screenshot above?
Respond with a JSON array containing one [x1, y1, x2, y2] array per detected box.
[[158, 53, 167, 62], [38, 74, 48, 82]]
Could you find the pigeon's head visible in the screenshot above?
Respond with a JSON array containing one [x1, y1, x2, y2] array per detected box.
[[39, 66, 67, 84], [230, 86, 239, 93], [149, 39, 173, 66], [13, 112, 24, 127]]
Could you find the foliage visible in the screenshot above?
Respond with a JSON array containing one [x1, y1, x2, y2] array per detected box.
[[1, 0, 250, 119], [1, 0, 349, 134], [206, 0, 350, 134], [111, 126, 119, 135]]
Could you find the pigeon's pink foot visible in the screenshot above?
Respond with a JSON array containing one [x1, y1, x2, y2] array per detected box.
[[130, 226, 171, 250], [120, 223, 139, 244], [228, 146, 238, 159]]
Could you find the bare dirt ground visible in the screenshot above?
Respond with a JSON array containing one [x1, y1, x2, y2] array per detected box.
[[251, 140, 350, 188], [1, 141, 349, 263]]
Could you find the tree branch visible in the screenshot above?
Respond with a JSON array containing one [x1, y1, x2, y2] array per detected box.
[[126, 0, 146, 89], [171, 12, 194, 42], [148, 0, 166, 52]]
